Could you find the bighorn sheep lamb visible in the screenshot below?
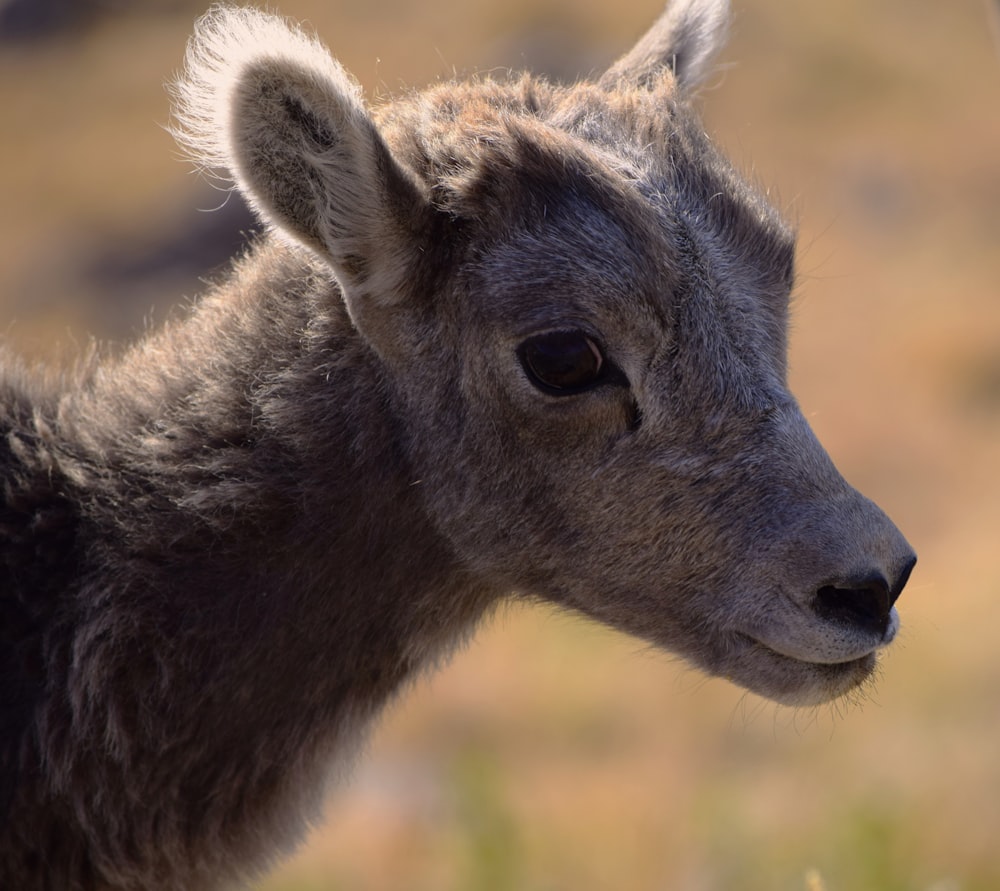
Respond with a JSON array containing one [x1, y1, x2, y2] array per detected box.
[[0, 1, 915, 888]]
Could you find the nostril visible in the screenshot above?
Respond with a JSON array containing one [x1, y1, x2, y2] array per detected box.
[[815, 575, 892, 637]]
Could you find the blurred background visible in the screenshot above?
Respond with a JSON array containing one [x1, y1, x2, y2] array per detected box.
[[1, 0, 998, 889]]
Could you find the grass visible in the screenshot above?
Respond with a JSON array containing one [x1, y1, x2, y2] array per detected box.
[[2, 1, 999, 889]]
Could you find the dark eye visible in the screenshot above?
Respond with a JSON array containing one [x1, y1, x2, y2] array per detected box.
[[517, 330, 607, 394]]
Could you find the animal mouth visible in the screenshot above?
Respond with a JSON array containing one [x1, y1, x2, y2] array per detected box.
[[753, 603, 899, 665], [719, 633, 884, 707], [712, 591, 902, 706]]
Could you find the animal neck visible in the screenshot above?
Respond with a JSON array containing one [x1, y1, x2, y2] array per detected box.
[[2, 238, 496, 888], [66, 236, 494, 712]]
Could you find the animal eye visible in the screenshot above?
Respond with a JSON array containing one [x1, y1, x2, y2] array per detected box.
[[517, 330, 607, 394]]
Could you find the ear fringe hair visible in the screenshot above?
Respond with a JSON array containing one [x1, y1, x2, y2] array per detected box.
[[664, 0, 731, 88], [168, 4, 364, 182], [601, 0, 731, 91]]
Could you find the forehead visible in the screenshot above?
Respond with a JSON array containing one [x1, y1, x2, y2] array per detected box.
[[384, 76, 796, 353], [482, 138, 790, 312], [390, 76, 794, 281], [402, 78, 780, 198]]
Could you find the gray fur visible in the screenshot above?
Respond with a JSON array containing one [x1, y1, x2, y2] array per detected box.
[[0, 2, 915, 889]]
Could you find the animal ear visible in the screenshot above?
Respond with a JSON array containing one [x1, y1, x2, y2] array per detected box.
[[171, 7, 430, 310], [599, 0, 730, 92]]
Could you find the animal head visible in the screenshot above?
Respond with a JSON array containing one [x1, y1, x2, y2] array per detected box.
[[172, 0, 915, 706]]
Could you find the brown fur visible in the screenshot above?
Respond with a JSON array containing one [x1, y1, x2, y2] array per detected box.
[[0, 2, 914, 888]]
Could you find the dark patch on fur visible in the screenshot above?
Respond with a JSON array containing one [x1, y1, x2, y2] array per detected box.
[[0, 392, 81, 828]]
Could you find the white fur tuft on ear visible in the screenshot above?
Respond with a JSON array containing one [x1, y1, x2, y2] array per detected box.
[[600, 0, 731, 91], [169, 5, 359, 183], [169, 4, 430, 320]]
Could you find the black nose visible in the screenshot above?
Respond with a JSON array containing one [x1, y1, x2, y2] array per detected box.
[[815, 576, 892, 636], [814, 554, 916, 637]]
